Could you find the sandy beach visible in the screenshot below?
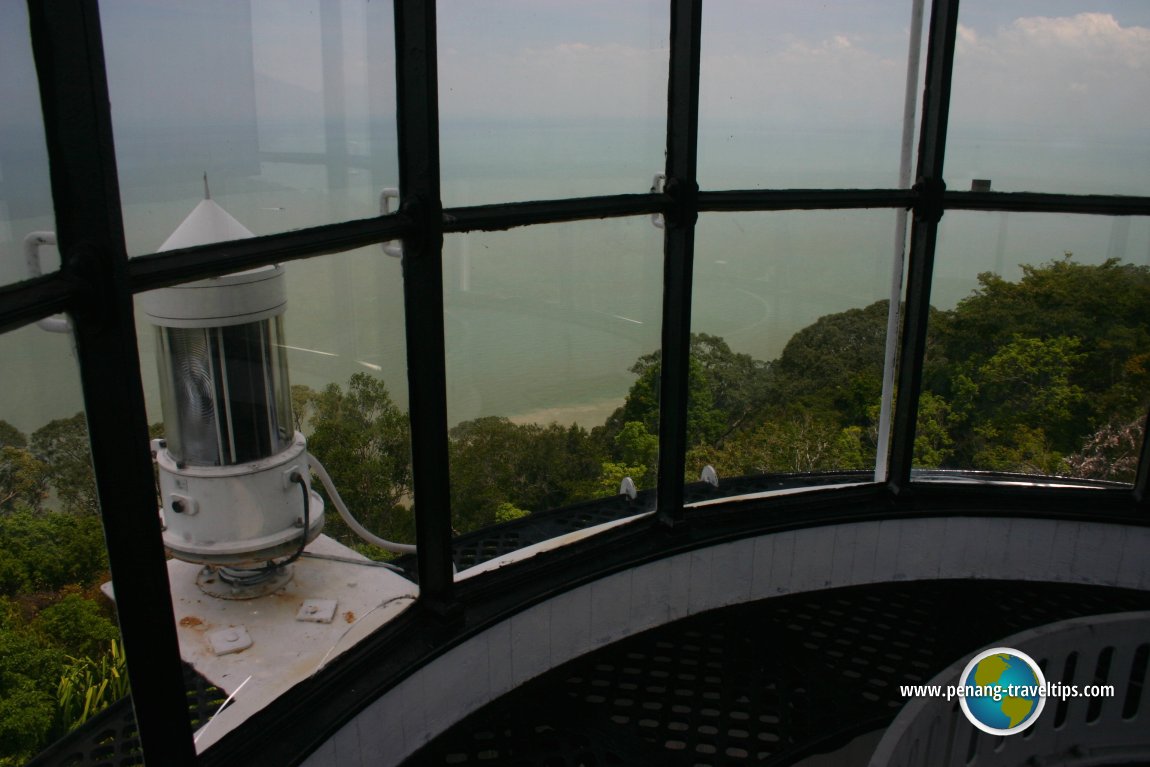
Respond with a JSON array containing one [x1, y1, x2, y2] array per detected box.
[[508, 397, 622, 429]]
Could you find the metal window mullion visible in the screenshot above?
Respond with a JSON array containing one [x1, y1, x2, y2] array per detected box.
[[888, 0, 961, 491], [127, 214, 412, 292], [0, 274, 75, 335], [26, 1, 196, 764], [1135, 408, 1150, 509], [394, 0, 455, 609], [656, 0, 703, 526]]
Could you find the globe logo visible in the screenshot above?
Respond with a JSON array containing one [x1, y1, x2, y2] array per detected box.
[[958, 647, 1047, 735]]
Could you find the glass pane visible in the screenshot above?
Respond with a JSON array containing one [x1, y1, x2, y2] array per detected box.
[[919, 212, 1150, 484], [0, 3, 58, 288], [948, 2, 1150, 195], [101, 0, 398, 256], [132, 246, 418, 749], [699, 0, 927, 190], [444, 218, 663, 565], [0, 323, 136, 765], [278, 249, 413, 555], [438, 0, 669, 207], [688, 210, 906, 496], [136, 247, 413, 556]]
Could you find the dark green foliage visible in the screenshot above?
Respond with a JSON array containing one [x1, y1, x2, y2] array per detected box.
[[0, 511, 108, 596], [30, 414, 99, 516], [690, 411, 869, 476], [0, 674, 59, 765], [605, 333, 772, 454], [303, 373, 416, 550], [771, 300, 890, 421], [34, 593, 119, 658], [0, 420, 48, 513], [449, 417, 601, 533], [0, 622, 68, 765], [0, 445, 48, 513], [934, 258, 1150, 414], [0, 422, 26, 450], [927, 257, 1150, 471]]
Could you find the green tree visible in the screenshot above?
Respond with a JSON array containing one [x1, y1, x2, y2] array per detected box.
[[33, 593, 119, 659], [449, 417, 601, 532], [770, 300, 890, 422], [0, 421, 47, 513], [0, 511, 108, 596], [0, 423, 25, 451], [30, 414, 99, 516], [593, 421, 658, 496], [935, 257, 1150, 425], [938, 335, 1087, 472], [605, 333, 771, 454], [305, 374, 415, 550], [692, 410, 869, 476], [0, 628, 65, 765], [0, 445, 48, 514], [912, 391, 956, 468]]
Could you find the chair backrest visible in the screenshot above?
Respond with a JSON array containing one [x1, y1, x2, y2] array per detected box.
[[869, 611, 1150, 767]]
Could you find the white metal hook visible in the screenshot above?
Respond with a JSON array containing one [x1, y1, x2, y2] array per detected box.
[[24, 231, 70, 333], [379, 188, 403, 258], [650, 173, 666, 230]]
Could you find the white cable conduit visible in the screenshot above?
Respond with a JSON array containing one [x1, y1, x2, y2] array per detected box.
[[308, 455, 417, 555]]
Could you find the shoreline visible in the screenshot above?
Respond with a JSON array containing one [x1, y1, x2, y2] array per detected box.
[[508, 398, 622, 429]]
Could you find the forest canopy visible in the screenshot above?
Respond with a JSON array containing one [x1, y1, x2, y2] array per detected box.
[[301, 255, 1149, 551]]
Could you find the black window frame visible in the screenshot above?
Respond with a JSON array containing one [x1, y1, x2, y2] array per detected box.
[[4, 0, 1149, 764]]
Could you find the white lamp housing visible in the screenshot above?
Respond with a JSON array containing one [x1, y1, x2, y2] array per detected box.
[[141, 265, 324, 571]]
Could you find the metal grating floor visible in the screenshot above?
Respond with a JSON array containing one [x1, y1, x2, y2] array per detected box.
[[403, 580, 1150, 766], [27, 662, 226, 767]]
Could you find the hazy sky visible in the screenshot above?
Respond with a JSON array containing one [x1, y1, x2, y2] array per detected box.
[[86, 0, 1150, 138]]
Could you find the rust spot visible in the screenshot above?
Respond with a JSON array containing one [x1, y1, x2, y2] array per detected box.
[[343, 611, 355, 623], [179, 616, 203, 628]]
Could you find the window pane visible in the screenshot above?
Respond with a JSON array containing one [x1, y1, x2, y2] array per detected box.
[[438, 0, 669, 207], [0, 323, 137, 765], [136, 247, 413, 555], [0, 3, 57, 288], [444, 218, 663, 567], [101, 0, 397, 256], [947, 3, 1150, 195], [688, 210, 907, 498], [919, 212, 1150, 484], [699, 0, 926, 189], [132, 246, 418, 749]]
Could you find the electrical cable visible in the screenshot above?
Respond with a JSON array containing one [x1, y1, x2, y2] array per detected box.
[[278, 470, 311, 566], [308, 456, 417, 555], [301, 551, 408, 574]]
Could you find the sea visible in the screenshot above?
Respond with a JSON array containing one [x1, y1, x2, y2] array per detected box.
[[2, 118, 1149, 437]]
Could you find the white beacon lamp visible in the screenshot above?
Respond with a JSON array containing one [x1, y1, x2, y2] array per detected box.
[[140, 179, 324, 598]]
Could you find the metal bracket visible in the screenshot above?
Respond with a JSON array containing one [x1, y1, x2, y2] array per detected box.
[[296, 599, 338, 624], [650, 173, 666, 229], [379, 188, 403, 258], [207, 625, 253, 656], [24, 231, 70, 333]]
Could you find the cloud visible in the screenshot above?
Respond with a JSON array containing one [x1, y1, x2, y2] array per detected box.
[[951, 13, 1150, 136], [699, 34, 906, 128]]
